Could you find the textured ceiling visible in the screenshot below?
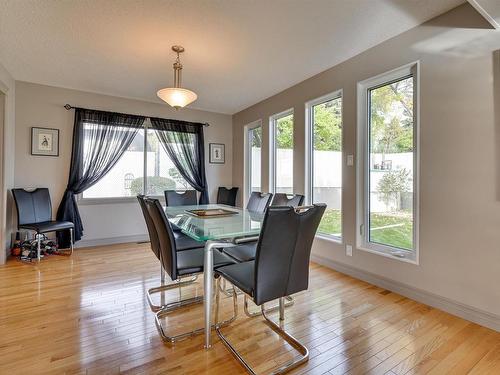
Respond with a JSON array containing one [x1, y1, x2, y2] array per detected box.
[[0, 0, 464, 114]]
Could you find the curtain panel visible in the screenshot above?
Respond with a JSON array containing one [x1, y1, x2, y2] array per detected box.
[[149, 117, 209, 204], [56, 108, 146, 247]]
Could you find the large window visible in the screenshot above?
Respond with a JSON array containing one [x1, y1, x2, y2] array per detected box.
[[270, 110, 294, 194], [82, 119, 188, 199], [306, 91, 342, 239], [245, 121, 262, 199], [357, 63, 419, 262]]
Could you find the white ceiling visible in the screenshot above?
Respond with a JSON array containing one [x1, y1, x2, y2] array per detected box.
[[0, 0, 465, 114]]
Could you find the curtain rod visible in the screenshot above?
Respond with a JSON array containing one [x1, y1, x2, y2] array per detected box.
[[63, 104, 210, 127]]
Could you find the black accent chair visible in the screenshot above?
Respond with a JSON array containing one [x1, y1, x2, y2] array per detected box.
[[137, 195, 203, 311], [222, 193, 304, 263], [271, 193, 304, 207], [214, 204, 326, 374], [12, 188, 74, 261], [246, 191, 273, 213], [164, 190, 197, 206], [143, 197, 237, 342], [216, 187, 239, 206]]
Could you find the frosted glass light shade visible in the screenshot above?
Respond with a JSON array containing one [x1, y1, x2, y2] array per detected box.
[[157, 87, 198, 109]]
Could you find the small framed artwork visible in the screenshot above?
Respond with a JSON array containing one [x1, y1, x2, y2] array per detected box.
[[209, 143, 225, 164], [31, 127, 59, 157]]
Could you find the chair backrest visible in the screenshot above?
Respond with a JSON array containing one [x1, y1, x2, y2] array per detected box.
[[164, 190, 197, 206], [246, 192, 273, 213], [12, 188, 52, 226], [143, 197, 178, 280], [271, 193, 304, 208], [253, 204, 326, 305], [217, 187, 239, 206], [137, 195, 161, 261]]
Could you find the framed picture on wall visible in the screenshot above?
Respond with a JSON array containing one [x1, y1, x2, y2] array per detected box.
[[31, 127, 59, 157], [209, 143, 225, 164]]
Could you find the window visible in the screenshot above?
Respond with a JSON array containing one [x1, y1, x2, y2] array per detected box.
[[82, 119, 188, 200], [245, 121, 262, 199], [270, 109, 293, 194], [306, 91, 342, 239], [357, 62, 419, 262]]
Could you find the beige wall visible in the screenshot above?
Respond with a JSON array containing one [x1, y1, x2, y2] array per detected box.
[[14, 81, 233, 245], [233, 4, 500, 318], [0, 61, 15, 264]]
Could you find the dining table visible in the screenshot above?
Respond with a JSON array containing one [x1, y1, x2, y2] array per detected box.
[[164, 203, 264, 349]]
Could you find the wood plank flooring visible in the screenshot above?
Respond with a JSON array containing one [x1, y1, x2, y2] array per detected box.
[[0, 243, 499, 374]]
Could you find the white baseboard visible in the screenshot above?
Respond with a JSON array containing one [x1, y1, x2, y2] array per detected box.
[[311, 254, 500, 333], [75, 234, 149, 249]]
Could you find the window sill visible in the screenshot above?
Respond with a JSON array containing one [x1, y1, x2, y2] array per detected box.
[[357, 245, 418, 265], [315, 233, 343, 245]]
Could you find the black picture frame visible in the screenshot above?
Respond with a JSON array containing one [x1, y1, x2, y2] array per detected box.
[[31, 127, 60, 157], [209, 143, 225, 164]]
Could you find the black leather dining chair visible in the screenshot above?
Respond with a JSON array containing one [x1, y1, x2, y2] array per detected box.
[[164, 190, 197, 206], [214, 204, 326, 374], [137, 195, 204, 312], [222, 193, 305, 263], [246, 191, 273, 213], [216, 187, 239, 206], [12, 188, 74, 261], [271, 193, 305, 207], [143, 197, 237, 342]]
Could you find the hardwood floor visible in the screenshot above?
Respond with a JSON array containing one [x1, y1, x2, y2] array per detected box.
[[0, 243, 499, 375]]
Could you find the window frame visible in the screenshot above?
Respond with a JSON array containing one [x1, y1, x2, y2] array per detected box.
[[305, 89, 343, 243], [269, 108, 294, 194], [78, 119, 175, 204], [243, 119, 262, 203], [356, 62, 420, 264]]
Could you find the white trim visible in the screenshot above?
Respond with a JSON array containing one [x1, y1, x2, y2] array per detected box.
[[75, 234, 149, 248], [269, 108, 294, 194], [305, 89, 343, 240], [243, 119, 262, 203], [356, 61, 420, 264], [467, 0, 500, 29], [311, 254, 500, 333]]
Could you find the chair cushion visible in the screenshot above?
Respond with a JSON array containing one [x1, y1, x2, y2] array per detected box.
[[215, 261, 255, 296], [177, 248, 236, 276], [222, 242, 257, 262], [20, 220, 74, 233], [173, 231, 205, 251]]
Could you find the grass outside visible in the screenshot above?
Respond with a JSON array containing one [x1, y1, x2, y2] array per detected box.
[[318, 209, 413, 250]]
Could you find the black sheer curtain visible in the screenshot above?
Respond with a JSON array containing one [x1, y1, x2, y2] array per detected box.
[[56, 108, 145, 246], [149, 117, 208, 204]]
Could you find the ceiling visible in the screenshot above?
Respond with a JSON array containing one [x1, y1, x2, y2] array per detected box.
[[0, 0, 465, 114]]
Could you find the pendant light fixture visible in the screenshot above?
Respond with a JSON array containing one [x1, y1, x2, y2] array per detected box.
[[157, 45, 198, 109]]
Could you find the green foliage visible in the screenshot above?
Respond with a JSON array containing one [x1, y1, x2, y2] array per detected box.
[[376, 168, 411, 207], [313, 99, 342, 151], [251, 127, 262, 148], [276, 114, 294, 149], [370, 78, 413, 154], [130, 176, 176, 196]]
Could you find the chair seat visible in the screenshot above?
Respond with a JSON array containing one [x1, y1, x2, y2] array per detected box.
[[215, 261, 255, 296], [177, 248, 236, 276], [222, 242, 257, 262], [173, 231, 205, 251], [20, 220, 74, 233]]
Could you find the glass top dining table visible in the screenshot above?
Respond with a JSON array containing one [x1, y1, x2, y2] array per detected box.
[[163, 204, 264, 350], [164, 204, 264, 242]]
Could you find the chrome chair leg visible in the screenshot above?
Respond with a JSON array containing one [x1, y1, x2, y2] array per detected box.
[[147, 273, 199, 312], [244, 294, 294, 318], [216, 285, 308, 374], [69, 228, 74, 255], [155, 276, 238, 343]]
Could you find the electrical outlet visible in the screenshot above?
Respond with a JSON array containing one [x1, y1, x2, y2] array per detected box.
[[346, 245, 353, 257], [347, 154, 354, 166]]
